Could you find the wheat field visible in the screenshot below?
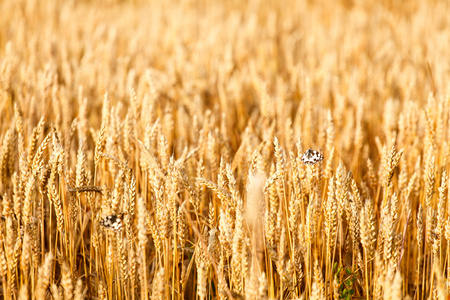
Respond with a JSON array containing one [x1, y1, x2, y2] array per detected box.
[[0, 0, 449, 299]]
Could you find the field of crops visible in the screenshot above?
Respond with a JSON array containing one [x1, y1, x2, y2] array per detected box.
[[0, 0, 449, 299]]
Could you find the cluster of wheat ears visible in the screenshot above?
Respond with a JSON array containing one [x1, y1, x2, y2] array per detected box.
[[0, 0, 449, 299]]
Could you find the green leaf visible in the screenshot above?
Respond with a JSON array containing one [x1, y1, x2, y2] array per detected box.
[[333, 262, 338, 272]]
